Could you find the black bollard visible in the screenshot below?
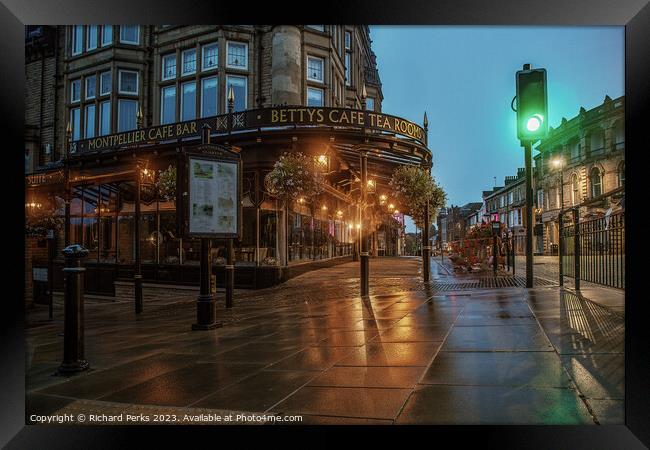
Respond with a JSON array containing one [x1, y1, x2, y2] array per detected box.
[[58, 244, 89, 374]]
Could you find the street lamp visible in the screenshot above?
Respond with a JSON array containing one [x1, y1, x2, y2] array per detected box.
[[552, 156, 565, 285]]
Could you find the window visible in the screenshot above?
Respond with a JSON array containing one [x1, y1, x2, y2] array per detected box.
[[307, 87, 324, 107], [85, 75, 96, 100], [100, 71, 111, 96], [87, 25, 98, 51], [345, 31, 352, 49], [618, 162, 625, 187], [570, 139, 580, 160], [226, 75, 247, 112], [118, 70, 138, 95], [99, 101, 111, 135], [85, 104, 96, 138], [118, 99, 138, 132], [366, 97, 375, 111], [306, 25, 325, 32], [70, 107, 81, 141], [162, 54, 176, 80], [71, 79, 81, 103], [590, 168, 602, 198], [200, 76, 218, 117], [226, 42, 248, 69], [182, 49, 197, 75], [571, 174, 579, 205], [202, 42, 218, 71], [181, 81, 196, 121], [307, 56, 324, 82], [345, 52, 351, 86], [72, 25, 83, 55], [119, 25, 139, 44], [537, 190, 544, 209], [101, 25, 112, 46], [160, 86, 176, 125]]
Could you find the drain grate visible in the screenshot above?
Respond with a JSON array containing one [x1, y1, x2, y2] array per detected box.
[[419, 276, 556, 292]]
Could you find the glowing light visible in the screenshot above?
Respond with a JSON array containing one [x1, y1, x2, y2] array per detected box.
[[526, 114, 543, 132]]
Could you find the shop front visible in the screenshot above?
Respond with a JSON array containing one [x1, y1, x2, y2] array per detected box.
[[26, 106, 431, 296]]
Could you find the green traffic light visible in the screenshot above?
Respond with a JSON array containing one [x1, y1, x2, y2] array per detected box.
[[526, 114, 543, 132]]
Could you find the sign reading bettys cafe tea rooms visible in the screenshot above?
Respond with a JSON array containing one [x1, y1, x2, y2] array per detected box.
[[74, 107, 426, 153]]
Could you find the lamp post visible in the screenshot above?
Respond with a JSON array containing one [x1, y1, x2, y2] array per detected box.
[[360, 151, 369, 296], [225, 86, 235, 307], [552, 157, 565, 286]]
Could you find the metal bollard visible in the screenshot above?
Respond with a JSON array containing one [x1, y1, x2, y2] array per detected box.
[[58, 244, 89, 374]]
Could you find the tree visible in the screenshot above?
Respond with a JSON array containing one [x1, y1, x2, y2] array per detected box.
[[389, 165, 446, 228]]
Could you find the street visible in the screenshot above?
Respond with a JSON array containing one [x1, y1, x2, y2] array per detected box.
[[26, 256, 623, 425]]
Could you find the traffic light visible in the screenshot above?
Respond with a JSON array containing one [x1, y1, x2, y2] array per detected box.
[[516, 67, 548, 142]]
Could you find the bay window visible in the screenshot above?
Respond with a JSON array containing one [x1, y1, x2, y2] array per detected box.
[[118, 70, 138, 95], [99, 101, 111, 136], [118, 99, 138, 132], [181, 81, 197, 121], [182, 49, 197, 75], [119, 25, 139, 44], [202, 42, 218, 71], [160, 86, 176, 125], [200, 76, 218, 117], [226, 41, 248, 69], [85, 104, 96, 138], [226, 75, 247, 112], [162, 54, 176, 80]]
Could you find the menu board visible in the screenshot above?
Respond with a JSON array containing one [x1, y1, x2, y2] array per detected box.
[[188, 156, 239, 237]]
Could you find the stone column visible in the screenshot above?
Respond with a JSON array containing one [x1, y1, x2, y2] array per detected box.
[[271, 26, 302, 106]]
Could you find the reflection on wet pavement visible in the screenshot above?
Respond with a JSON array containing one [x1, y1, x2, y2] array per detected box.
[[26, 257, 624, 425]]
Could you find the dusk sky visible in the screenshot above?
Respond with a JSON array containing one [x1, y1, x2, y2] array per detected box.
[[369, 26, 624, 232]]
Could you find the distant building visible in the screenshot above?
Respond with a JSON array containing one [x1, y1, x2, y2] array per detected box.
[[533, 95, 624, 254]]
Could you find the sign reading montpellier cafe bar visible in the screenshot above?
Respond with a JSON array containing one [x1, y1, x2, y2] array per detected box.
[[73, 107, 426, 153]]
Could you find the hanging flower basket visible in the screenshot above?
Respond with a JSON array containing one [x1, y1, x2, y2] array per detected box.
[[263, 152, 323, 201], [156, 164, 176, 201]]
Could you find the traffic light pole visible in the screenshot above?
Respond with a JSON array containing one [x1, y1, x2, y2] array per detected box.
[[524, 141, 534, 288]]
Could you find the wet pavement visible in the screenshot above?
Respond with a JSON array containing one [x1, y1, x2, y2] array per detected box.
[[25, 256, 624, 425]]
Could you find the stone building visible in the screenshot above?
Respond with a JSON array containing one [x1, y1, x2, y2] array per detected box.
[[483, 168, 528, 252], [25, 25, 429, 298], [533, 95, 625, 254]]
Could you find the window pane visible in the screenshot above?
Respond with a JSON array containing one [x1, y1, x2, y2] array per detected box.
[[307, 25, 325, 31], [118, 99, 137, 132], [181, 82, 196, 121], [201, 76, 218, 117], [202, 43, 218, 70], [119, 71, 138, 94], [70, 108, 80, 141], [227, 42, 247, 69], [366, 97, 374, 111], [101, 25, 112, 46], [85, 104, 95, 138], [99, 101, 111, 135], [345, 53, 351, 86], [226, 76, 247, 112], [71, 79, 81, 102], [161, 86, 176, 124], [100, 71, 111, 95], [120, 25, 139, 44], [162, 54, 176, 80], [87, 25, 98, 50], [182, 49, 196, 75], [86, 75, 96, 99], [307, 88, 323, 107], [307, 57, 323, 81], [345, 31, 351, 49], [72, 25, 83, 54]]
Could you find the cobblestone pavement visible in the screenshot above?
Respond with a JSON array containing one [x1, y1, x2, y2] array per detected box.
[[25, 257, 624, 425]]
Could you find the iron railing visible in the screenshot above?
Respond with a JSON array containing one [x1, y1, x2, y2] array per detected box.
[[561, 211, 625, 289]]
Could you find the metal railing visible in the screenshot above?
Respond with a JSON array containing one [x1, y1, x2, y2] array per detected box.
[[561, 211, 625, 289]]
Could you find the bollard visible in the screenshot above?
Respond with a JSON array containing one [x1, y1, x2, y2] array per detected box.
[[58, 244, 89, 374]]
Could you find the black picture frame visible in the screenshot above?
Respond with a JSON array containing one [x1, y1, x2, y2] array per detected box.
[[5, 1, 649, 447]]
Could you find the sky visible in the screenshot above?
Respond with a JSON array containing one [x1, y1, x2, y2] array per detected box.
[[369, 26, 624, 232]]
